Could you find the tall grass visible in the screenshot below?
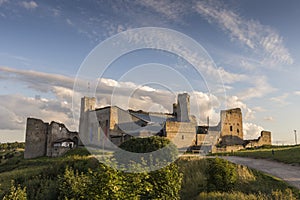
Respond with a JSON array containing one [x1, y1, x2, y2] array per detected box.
[[177, 156, 299, 199], [218, 145, 300, 164]]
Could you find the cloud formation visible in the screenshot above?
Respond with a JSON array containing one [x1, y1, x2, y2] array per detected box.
[[243, 122, 264, 139], [21, 1, 38, 10], [0, 66, 262, 138], [195, 0, 293, 66]]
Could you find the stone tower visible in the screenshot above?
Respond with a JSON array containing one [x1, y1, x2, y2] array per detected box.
[[177, 93, 190, 122], [24, 118, 48, 159], [220, 108, 243, 139], [79, 96, 96, 138]]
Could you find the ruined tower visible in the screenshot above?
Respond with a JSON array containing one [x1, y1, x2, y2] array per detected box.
[[177, 93, 190, 122], [24, 118, 48, 159], [220, 108, 243, 139], [79, 96, 96, 138]]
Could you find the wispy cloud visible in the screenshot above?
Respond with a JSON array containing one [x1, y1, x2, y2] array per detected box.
[[20, 1, 38, 10], [136, 0, 189, 21], [66, 18, 73, 26], [264, 116, 274, 121], [270, 93, 289, 105], [195, 0, 293, 66], [0, 0, 9, 6], [243, 122, 264, 139], [294, 91, 300, 96], [238, 76, 276, 100], [0, 66, 260, 133]]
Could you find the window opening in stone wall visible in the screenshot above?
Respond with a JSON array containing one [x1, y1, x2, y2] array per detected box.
[[230, 126, 233, 131]]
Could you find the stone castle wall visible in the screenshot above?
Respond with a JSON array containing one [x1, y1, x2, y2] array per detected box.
[[245, 131, 272, 148], [46, 122, 78, 157], [177, 93, 190, 122], [24, 118, 79, 159], [220, 108, 243, 139], [24, 118, 48, 159]]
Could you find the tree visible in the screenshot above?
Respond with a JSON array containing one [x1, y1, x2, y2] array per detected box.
[[115, 136, 182, 199], [114, 136, 178, 170]]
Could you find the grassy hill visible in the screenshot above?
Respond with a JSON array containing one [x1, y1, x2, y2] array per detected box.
[[213, 145, 300, 165], [0, 147, 299, 199]]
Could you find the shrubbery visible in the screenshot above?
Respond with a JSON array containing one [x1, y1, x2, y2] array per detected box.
[[58, 136, 182, 199], [206, 157, 238, 192]]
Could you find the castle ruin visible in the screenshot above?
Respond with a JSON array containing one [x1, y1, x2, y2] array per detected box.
[[78, 93, 271, 153], [24, 118, 80, 159], [24, 93, 272, 158]]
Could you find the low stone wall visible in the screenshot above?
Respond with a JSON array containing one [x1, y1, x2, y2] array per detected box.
[[212, 145, 244, 153]]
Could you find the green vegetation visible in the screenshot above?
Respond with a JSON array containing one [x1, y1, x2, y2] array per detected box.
[[2, 180, 27, 200], [213, 145, 300, 165], [0, 142, 25, 151], [178, 156, 299, 199], [114, 136, 178, 170], [0, 141, 299, 199], [58, 136, 182, 200], [197, 189, 296, 200]]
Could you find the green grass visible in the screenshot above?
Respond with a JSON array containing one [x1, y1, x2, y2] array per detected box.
[[177, 156, 300, 200], [0, 147, 98, 198], [1, 148, 299, 199], [212, 145, 300, 165]]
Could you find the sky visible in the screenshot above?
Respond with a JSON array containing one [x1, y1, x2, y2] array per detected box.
[[0, 0, 300, 145]]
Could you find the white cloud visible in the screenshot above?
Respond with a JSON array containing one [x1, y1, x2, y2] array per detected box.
[[252, 106, 266, 112], [21, 1, 38, 10], [66, 18, 73, 26], [136, 0, 188, 21], [264, 116, 274, 121], [270, 93, 289, 105], [243, 122, 264, 139], [195, 0, 293, 66], [0, 66, 266, 144], [0, 94, 76, 131], [226, 96, 254, 120], [238, 76, 276, 100], [294, 91, 300, 96]]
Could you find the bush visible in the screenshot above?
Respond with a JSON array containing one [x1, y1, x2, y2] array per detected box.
[[58, 136, 182, 199], [206, 158, 238, 192]]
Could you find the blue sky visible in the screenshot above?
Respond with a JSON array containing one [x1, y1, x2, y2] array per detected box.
[[0, 0, 300, 144]]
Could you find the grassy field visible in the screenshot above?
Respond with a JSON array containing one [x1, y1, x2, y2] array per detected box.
[[1, 148, 299, 199], [212, 145, 300, 165]]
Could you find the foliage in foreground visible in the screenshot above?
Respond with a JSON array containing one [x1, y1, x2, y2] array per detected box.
[[1, 141, 299, 199], [178, 156, 299, 199], [58, 161, 182, 200], [197, 189, 296, 200], [59, 136, 182, 200], [206, 157, 238, 192], [3, 180, 27, 200]]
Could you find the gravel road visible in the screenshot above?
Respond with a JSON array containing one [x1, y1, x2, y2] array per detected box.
[[222, 156, 300, 189]]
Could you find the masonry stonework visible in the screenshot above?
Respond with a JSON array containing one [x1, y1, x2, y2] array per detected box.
[[220, 108, 243, 139], [25, 93, 272, 158], [24, 118, 79, 159]]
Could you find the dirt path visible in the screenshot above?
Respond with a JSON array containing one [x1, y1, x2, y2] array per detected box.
[[222, 156, 300, 190]]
